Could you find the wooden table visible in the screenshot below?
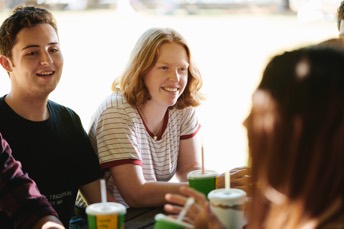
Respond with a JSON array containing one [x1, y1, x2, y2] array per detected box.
[[124, 207, 165, 229]]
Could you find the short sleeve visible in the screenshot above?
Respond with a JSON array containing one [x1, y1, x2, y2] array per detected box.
[[180, 107, 201, 139]]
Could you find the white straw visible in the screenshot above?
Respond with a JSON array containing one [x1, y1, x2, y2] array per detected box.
[[225, 170, 230, 190], [177, 197, 195, 221], [201, 144, 205, 175], [100, 179, 107, 203]]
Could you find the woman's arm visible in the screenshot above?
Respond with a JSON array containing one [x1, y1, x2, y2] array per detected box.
[[110, 164, 188, 208], [79, 179, 117, 204], [176, 135, 202, 182]]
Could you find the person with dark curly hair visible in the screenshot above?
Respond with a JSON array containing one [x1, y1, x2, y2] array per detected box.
[[0, 5, 114, 228]]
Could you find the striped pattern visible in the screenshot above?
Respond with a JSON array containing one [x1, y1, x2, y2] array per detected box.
[[89, 92, 200, 207]]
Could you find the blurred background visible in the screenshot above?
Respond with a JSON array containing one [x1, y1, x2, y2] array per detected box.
[[0, 0, 341, 174], [0, 0, 340, 16], [0, 0, 339, 16]]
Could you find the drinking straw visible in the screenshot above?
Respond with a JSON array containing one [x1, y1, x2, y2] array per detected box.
[[201, 144, 205, 175], [225, 170, 230, 190], [177, 197, 195, 221], [100, 179, 107, 203]]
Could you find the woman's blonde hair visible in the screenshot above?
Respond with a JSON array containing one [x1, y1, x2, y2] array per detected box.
[[112, 27, 205, 109]]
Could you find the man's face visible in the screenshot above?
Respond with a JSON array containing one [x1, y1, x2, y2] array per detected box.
[[8, 23, 63, 99]]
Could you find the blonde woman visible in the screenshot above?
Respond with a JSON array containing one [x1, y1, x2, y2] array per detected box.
[[88, 27, 251, 208]]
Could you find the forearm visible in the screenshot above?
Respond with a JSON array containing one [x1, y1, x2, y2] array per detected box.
[[124, 181, 188, 208], [176, 165, 202, 182]]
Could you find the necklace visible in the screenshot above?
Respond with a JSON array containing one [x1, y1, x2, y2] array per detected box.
[[137, 107, 163, 140]]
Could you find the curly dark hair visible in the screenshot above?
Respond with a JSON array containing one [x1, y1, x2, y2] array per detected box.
[[0, 5, 58, 58]]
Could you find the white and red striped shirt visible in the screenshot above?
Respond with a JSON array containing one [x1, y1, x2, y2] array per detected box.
[[88, 91, 201, 207]]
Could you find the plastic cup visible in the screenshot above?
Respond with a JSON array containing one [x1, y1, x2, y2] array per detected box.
[[187, 169, 218, 197], [208, 188, 246, 229], [86, 202, 126, 229], [154, 213, 194, 229]]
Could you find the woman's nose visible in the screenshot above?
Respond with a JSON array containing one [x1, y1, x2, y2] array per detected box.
[[169, 71, 180, 82]]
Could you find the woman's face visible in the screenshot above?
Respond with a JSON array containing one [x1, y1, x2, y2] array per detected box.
[[143, 42, 189, 108]]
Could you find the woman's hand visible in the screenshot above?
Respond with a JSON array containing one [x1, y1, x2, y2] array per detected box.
[[164, 186, 225, 229], [216, 166, 252, 196]]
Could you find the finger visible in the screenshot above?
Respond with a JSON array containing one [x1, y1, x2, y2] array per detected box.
[[164, 204, 183, 215], [231, 176, 252, 187], [165, 193, 188, 206], [165, 198, 201, 224], [182, 199, 203, 223], [231, 168, 252, 179], [180, 186, 208, 207], [230, 166, 248, 171]]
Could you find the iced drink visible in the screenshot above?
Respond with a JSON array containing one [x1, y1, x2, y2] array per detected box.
[[86, 202, 126, 229], [187, 169, 218, 197], [208, 188, 246, 229]]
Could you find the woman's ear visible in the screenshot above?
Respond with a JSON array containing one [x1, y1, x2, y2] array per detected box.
[[0, 55, 13, 72]]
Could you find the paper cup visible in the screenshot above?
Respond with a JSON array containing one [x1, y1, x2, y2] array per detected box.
[[86, 202, 126, 229], [187, 170, 218, 197], [208, 188, 246, 229], [154, 213, 194, 229]]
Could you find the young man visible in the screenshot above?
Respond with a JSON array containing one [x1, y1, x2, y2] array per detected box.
[[0, 6, 112, 227], [0, 132, 65, 229]]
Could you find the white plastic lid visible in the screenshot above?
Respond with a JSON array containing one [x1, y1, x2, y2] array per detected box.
[[208, 188, 246, 201], [187, 169, 218, 179], [86, 202, 126, 215]]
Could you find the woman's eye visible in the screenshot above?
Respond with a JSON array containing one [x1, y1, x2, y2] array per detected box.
[[159, 66, 168, 71]]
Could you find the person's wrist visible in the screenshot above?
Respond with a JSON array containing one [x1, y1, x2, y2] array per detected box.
[[33, 215, 65, 229]]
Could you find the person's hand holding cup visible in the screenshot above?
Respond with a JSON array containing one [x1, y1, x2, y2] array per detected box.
[[164, 186, 226, 229], [216, 167, 252, 197]]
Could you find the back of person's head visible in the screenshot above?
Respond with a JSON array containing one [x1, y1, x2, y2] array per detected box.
[[112, 27, 204, 109], [0, 5, 57, 58], [245, 46, 344, 228], [317, 37, 344, 50], [338, 1, 344, 36]]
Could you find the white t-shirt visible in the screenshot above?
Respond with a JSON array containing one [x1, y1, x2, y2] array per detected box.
[[89, 91, 201, 207]]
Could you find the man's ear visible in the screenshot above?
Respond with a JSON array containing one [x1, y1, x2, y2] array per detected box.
[[0, 55, 13, 72]]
